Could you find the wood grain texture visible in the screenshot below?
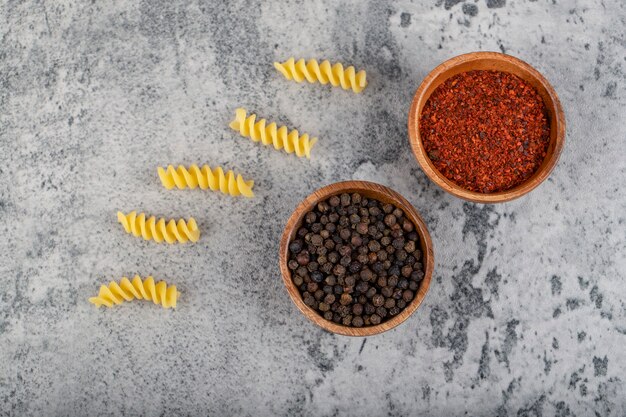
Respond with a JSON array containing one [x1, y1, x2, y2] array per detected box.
[[279, 181, 434, 337], [408, 51, 566, 203]]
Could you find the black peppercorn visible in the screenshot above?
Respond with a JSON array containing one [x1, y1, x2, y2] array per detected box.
[[295, 266, 308, 277], [398, 278, 409, 290], [337, 305, 350, 317], [372, 294, 385, 307], [381, 287, 393, 298], [303, 294, 315, 306], [333, 264, 346, 277], [401, 265, 413, 278], [349, 261, 362, 273], [367, 252, 378, 264], [289, 240, 303, 254], [310, 271, 324, 283], [360, 268, 374, 282], [288, 194, 424, 328], [356, 223, 369, 235], [340, 293, 352, 305], [387, 276, 398, 288], [338, 245, 352, 257], [411, 270, 424, 281], [384, 214, 396, 227], [355, 281, 369, 293], [372, 262, 384, 274], [305, 212, 317, 224], [296, 251, 310, 266], [344, 275, 356, 287], [395, 249, 408, 262], [392, 238, 405, 250]]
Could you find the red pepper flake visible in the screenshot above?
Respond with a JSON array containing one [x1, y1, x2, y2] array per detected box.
[[420, 70, 550, 193]]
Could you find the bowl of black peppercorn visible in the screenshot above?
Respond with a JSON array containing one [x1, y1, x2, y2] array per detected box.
[[279, 181, 434, 336]]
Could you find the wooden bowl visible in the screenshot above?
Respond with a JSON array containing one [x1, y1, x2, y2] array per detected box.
[[408, 52, 566, 203], [279, 181, 434, 336]]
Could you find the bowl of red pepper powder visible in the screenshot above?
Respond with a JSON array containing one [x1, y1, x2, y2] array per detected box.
[[408, 52, 565, 203]]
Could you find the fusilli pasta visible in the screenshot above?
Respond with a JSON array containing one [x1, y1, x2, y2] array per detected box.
[[274, 58, 367, 93], [229, 108, 317, 159], [158, 164, 254, 197], [89, 275, 179, 308], [117, 211, 200, 244]]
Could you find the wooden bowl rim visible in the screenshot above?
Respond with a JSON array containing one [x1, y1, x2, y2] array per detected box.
[[279, 180, 434, 337], [408, 51, 566, 203]]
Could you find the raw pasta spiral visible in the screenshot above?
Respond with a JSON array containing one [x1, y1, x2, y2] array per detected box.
[[229, 108, 317, 159], [89, 275, 179, 308], [158, 164, 254, 197], [274, 58, 367, 93], [117, 211, 200, 244]]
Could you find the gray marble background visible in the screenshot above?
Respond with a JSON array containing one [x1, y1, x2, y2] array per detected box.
[[1, 0, 625, 415]]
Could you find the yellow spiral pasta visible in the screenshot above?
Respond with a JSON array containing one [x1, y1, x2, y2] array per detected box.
[[229, 108, 317, 159], [117, 211, 200, 244], [274, 58, 367, 93], [158, 164, 254, 197], [89, 275, 179, 308]]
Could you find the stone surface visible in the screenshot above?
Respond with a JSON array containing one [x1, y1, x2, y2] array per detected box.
[[1, 0, 625, 415]]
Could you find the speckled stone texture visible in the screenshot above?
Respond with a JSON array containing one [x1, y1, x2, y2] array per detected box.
[[1, 0, 625, 415]]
